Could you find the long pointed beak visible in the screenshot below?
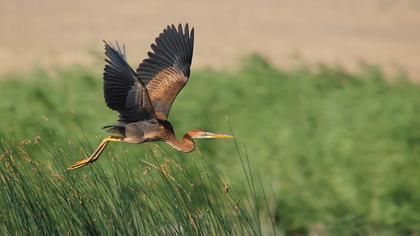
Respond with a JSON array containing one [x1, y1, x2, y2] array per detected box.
[[202, 133, 233, 139]]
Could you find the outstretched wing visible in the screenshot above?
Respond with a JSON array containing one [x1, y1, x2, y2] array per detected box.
[[136, 23, 194, 120], [103, 41, 157, 123]]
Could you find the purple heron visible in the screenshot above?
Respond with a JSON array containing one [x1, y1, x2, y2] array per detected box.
[[67, 24, 232, 171]]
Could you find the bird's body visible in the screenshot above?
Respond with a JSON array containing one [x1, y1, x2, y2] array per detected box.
[[67, 24, 232, 170], [104, 119, 194, 152]]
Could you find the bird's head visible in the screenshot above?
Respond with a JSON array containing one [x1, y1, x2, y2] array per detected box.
[[187, 130, 233, 139]]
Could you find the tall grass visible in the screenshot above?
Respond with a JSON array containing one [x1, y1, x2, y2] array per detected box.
[[1, 56, 420, 234], [0, 133, 272, 235]]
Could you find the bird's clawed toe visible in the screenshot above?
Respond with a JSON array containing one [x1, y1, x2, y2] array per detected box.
[[66, 157, 95, 171]]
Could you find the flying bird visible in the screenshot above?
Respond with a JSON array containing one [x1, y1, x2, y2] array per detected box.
[[67, 24, 232, 170]]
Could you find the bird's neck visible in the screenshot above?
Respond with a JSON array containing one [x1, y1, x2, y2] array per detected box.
[[165, 132, 195, 153]]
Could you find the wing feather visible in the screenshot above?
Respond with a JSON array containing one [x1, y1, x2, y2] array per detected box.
[[103, 41, 156, 123], [136, 23, 194, 119]]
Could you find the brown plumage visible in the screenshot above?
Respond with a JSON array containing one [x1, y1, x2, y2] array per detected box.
[[67, 23, 232, 171]]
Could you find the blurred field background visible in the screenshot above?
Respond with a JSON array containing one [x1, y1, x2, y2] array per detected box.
[[1, 0, 420, 80], [1, 0, 420, 235]]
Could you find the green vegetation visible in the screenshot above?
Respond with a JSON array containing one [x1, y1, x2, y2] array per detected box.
[[0, 137, 265, 235], [1, 56, 420, 235]]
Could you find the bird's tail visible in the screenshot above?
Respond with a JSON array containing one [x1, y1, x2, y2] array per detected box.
[[102, 125, 126, 137]]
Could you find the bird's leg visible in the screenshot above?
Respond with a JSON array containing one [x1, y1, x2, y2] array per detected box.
[[66, 136, 122, 171]]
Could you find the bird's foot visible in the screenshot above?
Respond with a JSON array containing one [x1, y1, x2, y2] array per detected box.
[[66, 156, 96, 171], [65, 136, 121, 171]]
